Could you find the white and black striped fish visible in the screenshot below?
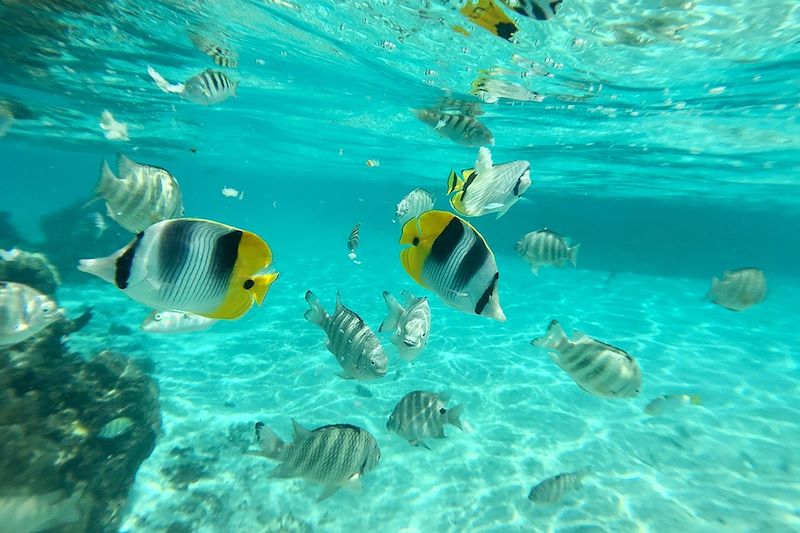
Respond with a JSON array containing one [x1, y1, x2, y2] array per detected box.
[[532, 320, 641, 399], [447, 147, 530, 218], [0, 282, 62, 347], [189, 32, 240, 68], [707, 267, 766, 311], [414, 108, 494, 147], [252, 420, 381, 501], [400, 210, 505, 321], [78, 218, 279, 320], [147, 66, 237, 106], [395, 188, 434, 226], [501, 0, 562, 21], [94, 154, 184, 233], [379, 291, 430, 362], [346, 223, 361, 263], [303, 291, 388, 380], [528, 471, 587, 504], [515, 229, 579, 275], [386, 391, 464, 448]]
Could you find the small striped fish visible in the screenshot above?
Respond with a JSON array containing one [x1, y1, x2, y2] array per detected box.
[[303, 291, 388, 380], [252, 420, 381, 501], [78, 218, 279, 320], [515, 229, 579, 275], [532, 320, 641, 399], [147, 66, 237, 106], [471, 75, 544, 104], [0, 282, 61, 347], [346, 223, 360, 263], [501, 0, 562, 21], [379, 291, 430, 362], [189, 32, 239, 68], [414, 108, 494, 147], [707, 267, 766, 311], [395, 188, 434, 226], [447, 147, 530, 218], [386, 391, 463, 448], [528, 471, 587, 504], [400, 210, 505, 321], [95, 154, 184, 233], [97, 417, 134, 439]]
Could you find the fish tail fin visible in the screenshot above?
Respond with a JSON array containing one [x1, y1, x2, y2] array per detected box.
[[379, 291, 403, 333], [568, 243, 580, 268], [252, 422, 284, 459], [447, 404, 465, 431], [532, 319, 568, 350], [77, 255, 119, 285], [303, 290, 328, 326], [703, 277, 719, 301], [690, 395, 702, 405], [446, 170, 464, 195], [94, 159, 117, 198], [147, 65, 185, 94], [250, 272, 279, 306]]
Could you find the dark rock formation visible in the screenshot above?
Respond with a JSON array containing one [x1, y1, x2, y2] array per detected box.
[[0, 211, 27, 250], [0, 248, 61, 297], [0, 319, 161, 532]]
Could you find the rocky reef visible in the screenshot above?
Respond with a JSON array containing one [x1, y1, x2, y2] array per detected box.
[[0, 248, 61, 297]]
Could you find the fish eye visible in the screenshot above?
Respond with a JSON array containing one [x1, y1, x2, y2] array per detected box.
[[154, 313, 163, 321], [412, 237, 420, 246], [439, 408, 446, 415], [370, 360, 375, 365]]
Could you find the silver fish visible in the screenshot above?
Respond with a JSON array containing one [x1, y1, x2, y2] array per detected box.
[[386, 391, 464, 448], [707, 268, 766, 311], [447, 147, 530, 218], [252, 420, 381, 501], [97, 417, 134, 439], [471, 75, 544, 104], [147, 66, 237, 106], [528, 471, 587, 504], [379, 291, 430, 362], [414, 108, 494, 147], [532, 320, 642, 399], [94, 154, 184, 233], [140, 310, 217, 334], [644, 394, 701, 416], [347, 223, 361, 263], [0, 282, 61, 347], [395, 188, 434, 226], [303, 291, 388, 380], [0, 490, 85, 533], [501, 0, 562, 20], [515, 229, 579, 275]]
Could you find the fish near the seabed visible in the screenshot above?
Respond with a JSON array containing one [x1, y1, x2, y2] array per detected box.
[[395, 188, 435, 226], [644, 394, 701, 416], [400, 210, 505, 322], [447, 147, 530, 219], [528, 471, 587, 504], [97, 417, 135, 439], [414, 107, 494, 147], [707, 267, 767, 311], [251, 420, 381, 501], [347, 223, 361, 264], [386, 391, 464, 448], [78, 218, 279, 320], [0, 490, 86, 533], [515, 229, 579, 274], [0, 282, 62, 347], [140, 310, 217, 334], [532, 320, 642, 399], [303, 291, 388, 380], [379, 291, 430, 362], [147, 66, 237, 105], [94, 153, 184, 233]]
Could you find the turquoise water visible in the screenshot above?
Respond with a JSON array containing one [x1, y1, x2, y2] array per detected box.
[[2, 0, 800, 532]]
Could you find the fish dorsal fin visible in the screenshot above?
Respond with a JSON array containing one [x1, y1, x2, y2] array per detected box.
[[116, 153, 138, 177], [291, 419, 312, 442], [446, 170, 463, 195], [437, 392, 450, 403], [475, 146, 493, 174]]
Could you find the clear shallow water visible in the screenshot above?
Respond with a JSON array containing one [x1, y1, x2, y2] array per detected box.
[[1, 0, 800, 532]]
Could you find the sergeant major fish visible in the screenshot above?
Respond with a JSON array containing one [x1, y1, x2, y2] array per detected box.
[[414, 108, 494, 147], [515, 229, 579, 275], [386, 391, 464, 448], [706, 267, 766, 311], [189, 31, 240, 68], [447, 147, 530, 219], [532, 320, 641, 399], [78, 218, 279, 320], [140, 310, 217, 334], [528, 471, 587, 504], [347, 223, 361, 264], [93, 154, 184, 233], [303, 291, 388, 380], [251, 420, 381, 501], [644, 394, 701, 416], [400, 210, 505, 321], [0, 282, 62, 347], [379, 291, 430, 362], [147, 66, 237, 105], [395, 188, 434, 226]]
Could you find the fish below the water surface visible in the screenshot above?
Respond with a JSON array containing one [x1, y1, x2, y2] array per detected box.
[[528, 470, 587, 504], [386, 390, 464, 448], [0, 281, 62, 347], [706, 267, 766, 311]]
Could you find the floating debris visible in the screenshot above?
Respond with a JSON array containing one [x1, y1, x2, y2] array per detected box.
[[99, 110, 128, 141]]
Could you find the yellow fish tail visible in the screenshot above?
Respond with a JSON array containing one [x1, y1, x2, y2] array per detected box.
[[447, 170, 464, 195], [689, 395, 702, 405], [460, 0, 519, 41], [251, 272, 279, 306]]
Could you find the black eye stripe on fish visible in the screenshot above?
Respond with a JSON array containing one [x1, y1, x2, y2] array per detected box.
[[114, 231, 144, 289]]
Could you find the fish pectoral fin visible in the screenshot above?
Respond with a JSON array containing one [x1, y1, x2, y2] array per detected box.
[[268, 463, 296, 479], [336, 372, 356, 380], [317, 486, 341, 501], [484, 202, 506, 210]]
